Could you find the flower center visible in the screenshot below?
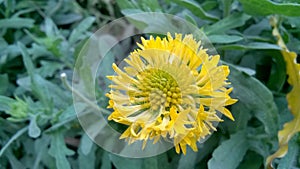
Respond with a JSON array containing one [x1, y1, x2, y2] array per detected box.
[[129, 68, 182, 111]]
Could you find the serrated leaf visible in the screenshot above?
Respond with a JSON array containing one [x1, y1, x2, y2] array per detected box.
[[266, 17, 300, 169], [204, 13, 251, 35], [208, 131, 249, 169], [239, 0, 300, 16], [48, 131, 74, 169]]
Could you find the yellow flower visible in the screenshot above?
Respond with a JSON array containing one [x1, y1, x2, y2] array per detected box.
[[106, 33, 237, 154]]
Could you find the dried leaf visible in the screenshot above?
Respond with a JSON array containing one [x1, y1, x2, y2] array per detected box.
[[266, 16, 300, 169]]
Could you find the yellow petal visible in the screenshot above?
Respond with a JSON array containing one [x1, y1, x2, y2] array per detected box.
[[266, 16, 300, 169]]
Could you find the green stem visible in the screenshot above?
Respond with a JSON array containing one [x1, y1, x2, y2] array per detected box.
[[0, 126, 28, 157], [60, 73, 111, 115]]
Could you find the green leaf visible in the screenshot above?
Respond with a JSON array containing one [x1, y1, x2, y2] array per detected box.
[[204, 13, 251, 35], [80, 134, 93, 155], [116, 0, 139, 10], [116, 0, 161, 11], [53, 13, 83, 25], [5, 149, 25, 169], [208, 34, 243, 43], [33, 135, 51, 169], [120, 9, 178, 32], [267, 52, 286, 91], [234, 65, 256, 76], [277, 135, 299, 169], [243, 19, 270, 35], [139, 0, 161, 11], [239, 0, 300, 16], [229, 65, 279, 136], [208, 131, 249, 169], [275, 97, 293, 126], [78, 134, 95, 169], [5, 97, 28, 121], [18, 43, 52, 108], [184, 13, 197, 26], [28, 115, 41, 138], [196, 134, 221, 164], [45, 105, 77, 133], [237, 151, 263, 169], [173, 0, 219, 22], [248, 134, 271, 161], [100, 152, 112, 169], [16, 71, 70, 110], [0, 17, 34, 29], [36, 61, 64, 78], [109, 154, 142, 169], [224, 102, 252, 134], [202, 0, 218, 11], [18, 42, 35, 76], [48, 131, 74, 169], [0, 74, 9, 94], [177, 148, 198, 169], [221, 0, 233, 17], [217, 42, 281, 50], [69, 17, 95, 44], [142, 154, 170, 169], [27, 43, 52, 59], [109, 154, 169, 169], [24, 29, 63, 58], [0, 95, 14, 112]]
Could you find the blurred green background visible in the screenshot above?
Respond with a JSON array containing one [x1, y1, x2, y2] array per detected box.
[[0, 0, 299, 169]]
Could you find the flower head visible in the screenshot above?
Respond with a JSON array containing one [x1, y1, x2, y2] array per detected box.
[[106, 33, 237, 154]]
